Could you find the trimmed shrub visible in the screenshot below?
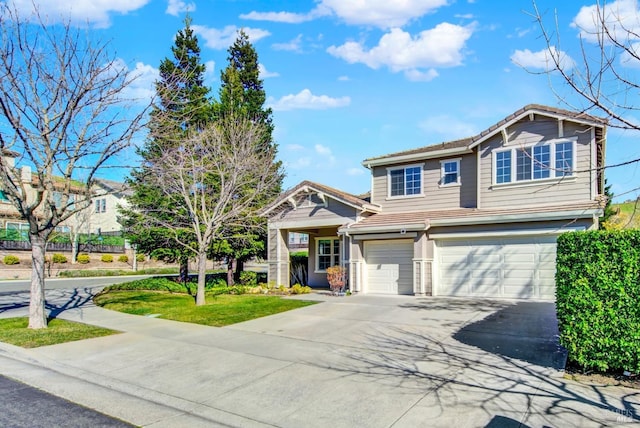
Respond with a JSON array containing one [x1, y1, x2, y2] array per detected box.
[[556, 230, 640, 373], [118, 255, 129, 263], [102, 277, 190, 294], [290, 283, 312, 295], [77, 254, 90, 264], [239, 271, 257, 286], [136, 254, 146, 262], [101, 254, 114, 263], [3, 254, 20, 265], [52, 253, 67, 264]]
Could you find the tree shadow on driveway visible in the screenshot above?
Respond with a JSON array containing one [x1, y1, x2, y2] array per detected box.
[[308, 298, 639, 427]]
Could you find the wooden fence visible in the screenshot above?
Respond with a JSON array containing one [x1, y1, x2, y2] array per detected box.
[[0, 240, 125, 254]]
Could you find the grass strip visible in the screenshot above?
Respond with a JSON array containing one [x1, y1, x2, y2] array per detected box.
[[0, 317, 119, 348], [94, 291, 317, 327]]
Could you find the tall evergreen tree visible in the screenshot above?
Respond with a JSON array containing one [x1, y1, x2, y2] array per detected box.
[[212, 30, 282, 285], [124, 17, 211, 281]]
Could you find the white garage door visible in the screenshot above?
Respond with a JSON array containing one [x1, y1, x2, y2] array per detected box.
[[364, 240, 413, 295], [436, 236, 557, 299]]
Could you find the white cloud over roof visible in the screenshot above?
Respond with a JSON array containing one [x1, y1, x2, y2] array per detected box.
[[327, 23, 474, 81], [510, 47, 575, 72], [571, 0, 640, 43], [269, 89, 351, 111]]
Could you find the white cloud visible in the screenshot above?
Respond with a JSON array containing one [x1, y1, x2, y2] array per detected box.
[[166, 0, 195, 16], [240, 6, 329, 23], [240, 0, 448, 29], [405, 69, 439, 82], [192, 25, 271, 49], [327, 24, 475, 80], [510, 47, 575, 71], [621, 42, 640, 68], [113, 60, 158, 103], [338, 75, 350, 81], [347, 167, 365, 176], [418, 114, 478, 140], [315, 144, 336, 164], [269, 89, 351, 111], [572, 0, 640, 43], [204, 60, 216, 84], [287, 157, 312, 169], [272, 34, 303, 52], [8, 0, 150, 28], [286, 144, 305, 151], [258, 63, 279, 78]]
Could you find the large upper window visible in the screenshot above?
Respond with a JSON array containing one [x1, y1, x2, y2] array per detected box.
[[388, 165, 422, 197], [440, 159, 461, 186], [316, 238, 340, 272], [495, 140, 575, 185]]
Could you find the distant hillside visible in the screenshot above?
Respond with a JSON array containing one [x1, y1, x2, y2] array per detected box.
[[607, 201, 640, 229]]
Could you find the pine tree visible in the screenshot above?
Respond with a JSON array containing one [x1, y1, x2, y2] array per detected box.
[[124, 17, 211, 281], [212, 30, 282, 285]]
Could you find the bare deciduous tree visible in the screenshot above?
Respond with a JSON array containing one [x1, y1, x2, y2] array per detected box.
[[141, 115, 282, 305], [0, 4, 146, 328], [531, 0, 640, 175]]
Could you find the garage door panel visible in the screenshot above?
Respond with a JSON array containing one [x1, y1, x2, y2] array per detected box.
[[365, 240, 413, 295], [437, 236, 557, 300]]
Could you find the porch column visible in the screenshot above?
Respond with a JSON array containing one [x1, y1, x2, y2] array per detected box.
[[348, 239, 364, 293], [413, 232, 433, 296], [267, 227, 290, 287]]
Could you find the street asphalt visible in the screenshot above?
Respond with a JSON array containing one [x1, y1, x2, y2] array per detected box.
[[0, 374, 133, 428], [0, 286, 638, 427]]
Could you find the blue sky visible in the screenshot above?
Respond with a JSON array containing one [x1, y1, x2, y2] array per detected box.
[[11, 0, 640, 202]]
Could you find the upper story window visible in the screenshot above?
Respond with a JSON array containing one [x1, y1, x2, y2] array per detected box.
[[495, 139, 576, 185], [440, 159, 461, 186], [388, 164, 422, 197], [95, 198, 106, 213]]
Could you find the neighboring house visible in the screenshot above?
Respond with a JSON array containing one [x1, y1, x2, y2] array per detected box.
[[0, 149, 128, 238], [261, 105, 606, 300], [88, 179, 131, 235], [288, 232, 309, 250]]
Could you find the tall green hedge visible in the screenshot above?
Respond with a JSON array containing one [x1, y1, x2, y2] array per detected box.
[[556, 230, 640, 372]]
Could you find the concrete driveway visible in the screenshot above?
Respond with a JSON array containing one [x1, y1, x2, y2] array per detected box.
[[0, 291, 638, 427]]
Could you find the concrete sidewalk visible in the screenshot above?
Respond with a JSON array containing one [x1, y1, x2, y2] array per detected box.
[[0, 290, 638, 427]]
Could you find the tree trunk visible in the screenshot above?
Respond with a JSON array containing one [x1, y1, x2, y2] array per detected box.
[[234, 258, 244, 283], [227, 257, 236, 286], [71, 233, 78, 264], [195, 251, 207, 306], [179, 257, 189, 283], [29, 233, 48, 329]]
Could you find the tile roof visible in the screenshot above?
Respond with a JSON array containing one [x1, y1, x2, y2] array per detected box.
[[344, 201, 602, 231]]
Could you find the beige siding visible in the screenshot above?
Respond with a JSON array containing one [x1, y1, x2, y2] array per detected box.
[[269, 196, 358, 227], [479, 118, 596, 209], [370, 154, 477, 212], [428, 218, 596, 237]]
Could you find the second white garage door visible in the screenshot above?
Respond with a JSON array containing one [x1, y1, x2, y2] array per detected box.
[[436, 236, 557, 299], [364, 240, 413, 295]]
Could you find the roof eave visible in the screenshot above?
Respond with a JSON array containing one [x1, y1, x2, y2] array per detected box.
[[362, 147, 472, 168]]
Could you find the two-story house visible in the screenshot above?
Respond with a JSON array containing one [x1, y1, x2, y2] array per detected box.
[[261, 105, 606, 300]]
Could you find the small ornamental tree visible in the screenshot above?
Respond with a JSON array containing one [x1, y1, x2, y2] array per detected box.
[[327, 266, 347, 295]]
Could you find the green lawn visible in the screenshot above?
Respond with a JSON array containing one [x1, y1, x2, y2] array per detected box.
[[94, 291, 318, 326], [0, 318, 119, 348]]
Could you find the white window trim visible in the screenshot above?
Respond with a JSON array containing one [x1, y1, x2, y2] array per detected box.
[[492, 138, 578, 187], [439, 158, 461, 188], [386, 163, 425, 199], [314, 237, 340, 273]]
